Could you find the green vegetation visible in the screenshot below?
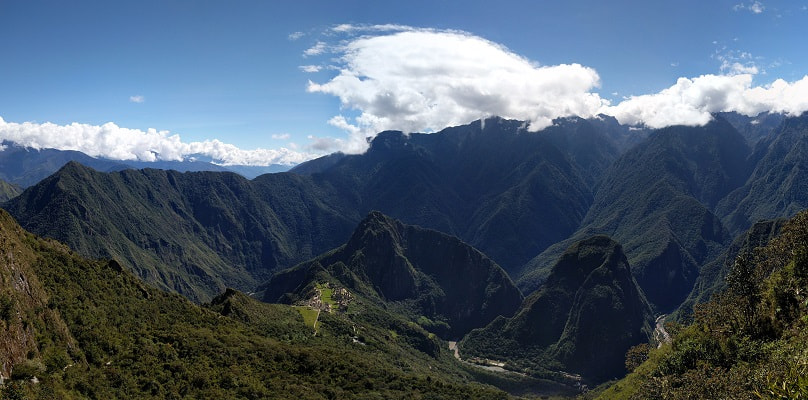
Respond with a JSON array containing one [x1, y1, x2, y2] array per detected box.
[[5, 112, 808, 398], [0, 179, 21, 202], [461, 235, 654, 385], [262, 211, 523, 339], [0, 209, 509, 399], [294, 306, 319, 331], [595, 209, 808, 399], [718, 113, 808, 235], [3, 162, 358, 302], [5, 116, 622, 307], [317, 283, 336, 308], [520, 116, 749, 311]]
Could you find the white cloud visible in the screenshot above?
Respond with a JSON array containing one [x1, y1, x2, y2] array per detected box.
[[0, 116, 314, 166], [713, 46, 761, 76], [734, 1, 765, 13], [330, 23, 414, 34], [303, 41, 327, 56], [302, 27, 808, 154], [271, 133, 290, 140], [288, 31, 305, 41], [307, 29, 608, 153], [602, 74, 808, 128], [299, 65, 322, 73], [722, 61, 759, 75], [306, 134, 347, 153], [129, 95, 145, 103]]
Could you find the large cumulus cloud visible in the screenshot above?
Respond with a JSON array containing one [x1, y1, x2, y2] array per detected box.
[[307, 26, 808, 151], [307, 28, 608, 152], [0, 117, 311, 166], [604, 74, 808, 128]]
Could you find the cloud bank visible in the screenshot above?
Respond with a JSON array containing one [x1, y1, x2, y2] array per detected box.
[[305, 26, 808, 150], [4, 26, 808, 164], [307, 27, 608, 152], [604, 74, 808, 128], [0, 117, 312, 166]]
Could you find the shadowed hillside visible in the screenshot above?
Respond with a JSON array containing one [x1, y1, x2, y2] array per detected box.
[[461, 235, 654, 385], [520, 116, 750, 312], [262, 211, 523, 339]]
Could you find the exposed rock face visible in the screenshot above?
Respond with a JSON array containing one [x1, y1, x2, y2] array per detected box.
[[263, 211, 524, 338]]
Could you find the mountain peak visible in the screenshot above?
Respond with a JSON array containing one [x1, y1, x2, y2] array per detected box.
[[264, 212, 522, 338], [461, 235, 653, 384], [551, 234, 625, 279]]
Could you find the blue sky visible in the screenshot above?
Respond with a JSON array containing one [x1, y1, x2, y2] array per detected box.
[[1, 0, 807, 165]]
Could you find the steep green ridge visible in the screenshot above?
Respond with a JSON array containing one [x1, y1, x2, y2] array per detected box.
[[595, 209, 808, 399], [262, 211, 524, 339], [718, 113, 808, 235], [520, 116, 750, 312], [0, 179, 22, 202], [0, 209, 508, 399], [3, 162, 357, 302], [674, 218, 784, 319], [460, 235, 654, 385]]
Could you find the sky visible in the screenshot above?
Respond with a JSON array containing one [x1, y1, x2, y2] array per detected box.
[[1, 0, 807, 165]]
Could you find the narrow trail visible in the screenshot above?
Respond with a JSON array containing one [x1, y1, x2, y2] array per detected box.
[[312, 309, 321, 336]]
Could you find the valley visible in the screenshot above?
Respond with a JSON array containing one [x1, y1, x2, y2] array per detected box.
[[1, 111, 808, 398]]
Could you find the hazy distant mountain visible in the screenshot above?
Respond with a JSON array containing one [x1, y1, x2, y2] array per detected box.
[[460, 235, 654, 384], [0, 142, 130, 187], [262, 211, 523, 338], [0, 141, 291, 187], [288, 152, 347, 175]]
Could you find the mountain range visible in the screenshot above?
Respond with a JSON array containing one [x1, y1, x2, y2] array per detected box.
[[0, 141, 290, 188], [3, 116, 641, 302], [2, 110, 808, 396]]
